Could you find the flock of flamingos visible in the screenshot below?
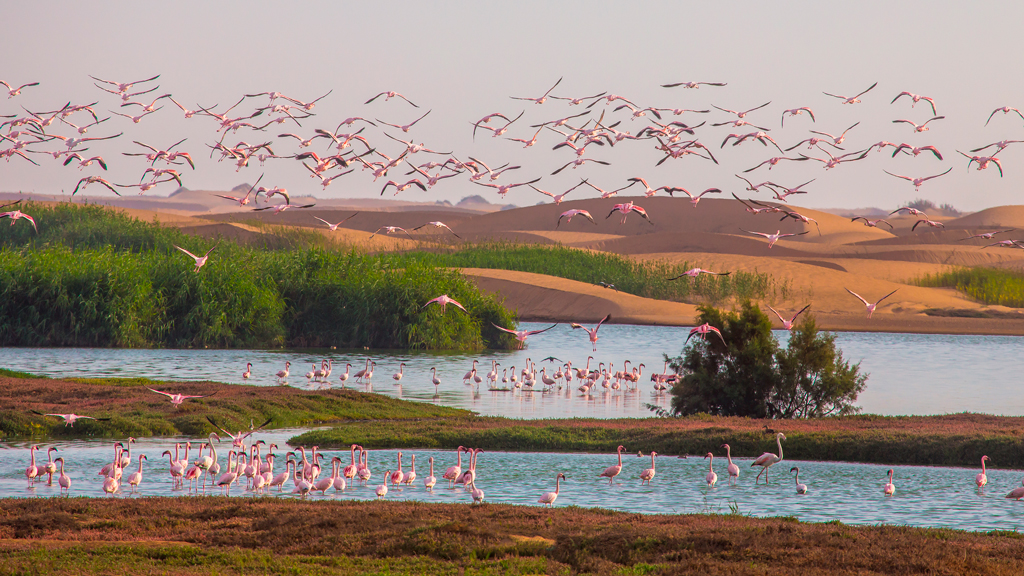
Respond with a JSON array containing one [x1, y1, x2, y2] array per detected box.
[[19, 434, 1024, 505]]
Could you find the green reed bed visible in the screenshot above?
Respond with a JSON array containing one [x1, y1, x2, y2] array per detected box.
[[403, 242, 788, 304], [915, 266, 1024, 308]]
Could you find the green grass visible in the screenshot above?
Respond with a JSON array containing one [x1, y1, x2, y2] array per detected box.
[[404, 242, 788, 305], [0, 202, 517, 350], [915, 267, 1024, 308]]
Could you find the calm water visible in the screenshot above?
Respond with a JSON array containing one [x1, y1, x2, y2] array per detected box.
[[3, 437, 1023, 532], [2, 324, 1024, 417]]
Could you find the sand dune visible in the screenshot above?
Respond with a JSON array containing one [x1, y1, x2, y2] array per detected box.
[[947, 205, 1024, 229]]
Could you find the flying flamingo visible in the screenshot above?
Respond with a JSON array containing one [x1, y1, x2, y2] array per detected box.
[[32, 412, 110, 426], [556, 209, 596, 228], [606, 202, 653, 225], [977, 455, 991, 488], [884, 469, 896, 496], [146, 387, 215, 409], [377, 109, 431, 133], [413, 221, 461, 239], [571, 314, 612, 352], [686, 323, 727, 346], [892, 144, 943, 160], [423, 294, 468, 314], [752, 433, 786, 484], [538, 472, 567, 506], [443, 446, 466, 488], [704, 453, 718, 487], [740, 228, 809, 248], [791, 467, 808, 494], [173, 244, 217, 272], [661, 81, 727, 89], [823, 82, 877, 104], [425, 457, 437, 490], [958, 151, 1004, 177], [767, 305, 811, 331], [884, 167, 953, 191], [892, 116, 944, 133], [721, 444, 740, 485], [892, 91, 938, 115], [640, 452, 658, 485], [599, 445, 626, 485], [851, 217, 894, 230], [668, 268, 731, 281], [711, 101, 771, 118], [780, 107, 815, 127], [961, 230, 1015, 241], [491, 323, 558, 349], [0, 210, 37, 233], [511, 77, 562, 104], [365, 90, 418, 107], [911, 219, 946, 231], [313, 213, 358, 231], [845, 288, 899, 319], [985, 106, 1024, 126], [1006, 480, 1024, 500]]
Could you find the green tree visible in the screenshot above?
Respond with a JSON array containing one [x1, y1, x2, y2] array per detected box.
[[668, 302, 866, 418]]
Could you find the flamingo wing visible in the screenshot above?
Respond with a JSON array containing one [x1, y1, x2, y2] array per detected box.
[[146, 387, 176, 399], [844, 288, 871, 307], [790, 304, 811, 323], [526, 323, 559, 336], [874, 289, 899, 306], [173, 245, 200, 260]]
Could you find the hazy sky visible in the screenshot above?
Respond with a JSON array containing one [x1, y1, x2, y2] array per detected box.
[[3, 1, 1022, 211]]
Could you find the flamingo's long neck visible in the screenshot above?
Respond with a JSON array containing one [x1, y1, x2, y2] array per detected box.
[[708, 455, 714, 472], [137, 456, 145, 473], [617, 447, 622, 467], [726, 446, 734, 466], [429, 459, 434, 476], [650, 453, 656, 470], [776, 436, 784, 462], [29, 447, 37, 467], [457, 451, 463, 468], [555, 476, 561, 494], [982, 458, 987, 474], [350, 446, 356, 465]]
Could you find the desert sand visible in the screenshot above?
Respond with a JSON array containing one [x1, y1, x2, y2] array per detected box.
[[44, 193, 1024, 335]]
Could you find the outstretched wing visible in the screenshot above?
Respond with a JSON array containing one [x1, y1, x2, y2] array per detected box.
[[526, 323, 559, 336], [844, 288, 870, 307]]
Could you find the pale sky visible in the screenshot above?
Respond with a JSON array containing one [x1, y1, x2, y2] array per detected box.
[[3, 1, 1022, 211]]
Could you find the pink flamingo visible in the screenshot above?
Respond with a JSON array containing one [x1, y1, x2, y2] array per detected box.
[[1006, 480, 1024, 500], [892, 144, 943, 160], [511, 77, 562, 104], [740, 228, 809, 248], [977, 455, 991, 488], [752, 433, 786, 484], [425, 457, 437, 490], [333, 457, 347, 492], [492, 323, 558, 349], [423, 294, 468, 314], [126, 454, 148, 494], [884, 469, 896, 496], [365, 91, 418, 107], [911, 218, 946, 231], [851, 217, 894, 230], [275, 362, 291, 382], [55, 458, 71, 495], [606, 202, 653, 225], [242, 363, 252, 380], [556, 209, 596, 227], [892, 91, 937, 114], [24, 445, 40, 487], [845, 288, 898, 318], [376, 473, 390, 499], [883, 167, 952, 191], [823, 82, 877, 104], [38, 447, 59, 485], [358, 449, 372, 485], [443, 446, 466, 487], [269, 457, 293, 492], [791, 467, 808, 494], [892, 116, 944, 133], [457, 449, 482, 487], [0, 209, 37, 233], [391, 452, 406, 486], [538, 473, 567, 506], [767, 305, 811, 331], [640, 452, 658, 485], [404, 455, 417, 485], [704, 453, 718, 487], [958, 151, 1004, 177], [686, 323, 726, 346], [599, 445, 626, 485], [669, 268, 731, 281], [986, 106, 1024, 126], [721, 444, 740, 485], [780, 107, 815, 127], [147, 386, 215, 408], [571, 314, 611, 352], [216, 451, 239, 495], [343, 444, 360, 480]]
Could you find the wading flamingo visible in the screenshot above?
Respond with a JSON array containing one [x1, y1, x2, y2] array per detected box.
[[705, 453, 718, 487], [425, 457, 437, 490], [752, 433, 786, 484], [470, 479, 485, 503], [977, 455, 991, 488], [55, 458, 71, 494], [884, 469, 896, 496], [391, 452, 405, 486], [25, 446, 39, 487], [376, 473, 390, 499], [791, 467, 808, 494], [538, 473, 567, 506], [640, 452, 658, 485], [275, 362, 291, 382], [443, 446, 465, 487], [126, 454, 148, 494], [721, 444, 740, 485], [1006, 479, 1024, 500], [599, 445, 626, 485], [404, 455, 417, 485]]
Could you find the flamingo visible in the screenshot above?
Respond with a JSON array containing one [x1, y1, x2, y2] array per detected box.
[[711, 101, 771, 118], [1006, 480, 1024, 501], [172, 244, 217, 273], [595, 445, 627, 485], [38, 447, 59, 485], [491, 323, 558, 349], [556, 209, 597, 227], [456, 448, 482, 487], [147, 387, 215, 408], [391, 452, 406, 486], [704, 453, 718, 487], [958, 151, 1004, 177], [404, 455, 417, 485], [54, 457, 71, 495], [24, 445, 41, 487], [443, 446, 466, 487], [275, 361, 291, 383], [376, 473, 390, 499], [32, 412, 110, 427], [640, 452, 658, 485], [823, 82, 877, 104], [429, 367, 441, 395], [686, 323, 727, 346], [365, 90, 418, 107], [767, 305, 811, 331], [721, 444, 740, 485], [752, 433, 786, 484], [893, 116, 944, 133], [0, 210, 37, 233], [606, 202, 653, 225], [216, 451, 240, 495], [884, 469, 896, 496], [883, 167, 952, 191], [126, 454, 148, 494], [985, 106, 1024, 126], [425, 457, 437, 490], [313, 213, 358, 232], [423, 294, 468, 314], [740, 228, 809, 248], [791, 467, 808, 494], [977, 455, 991, 488], [780, 107, 815, 127], [332, 457, 347, 492], [669, 268, 731, 281], [844, 288, 899, 318], [892, 144, 943, 160], [469, 479, 485, 503], [570, 314, 611, 352], [961, 230, 1015, 241], [851, 217, 894, 230], [269, 458, 293, 492], [412, 220, 461, 239], [538, 473, 567, 506], [511, 77, 562, 104], [102, 472, 120, 496]]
